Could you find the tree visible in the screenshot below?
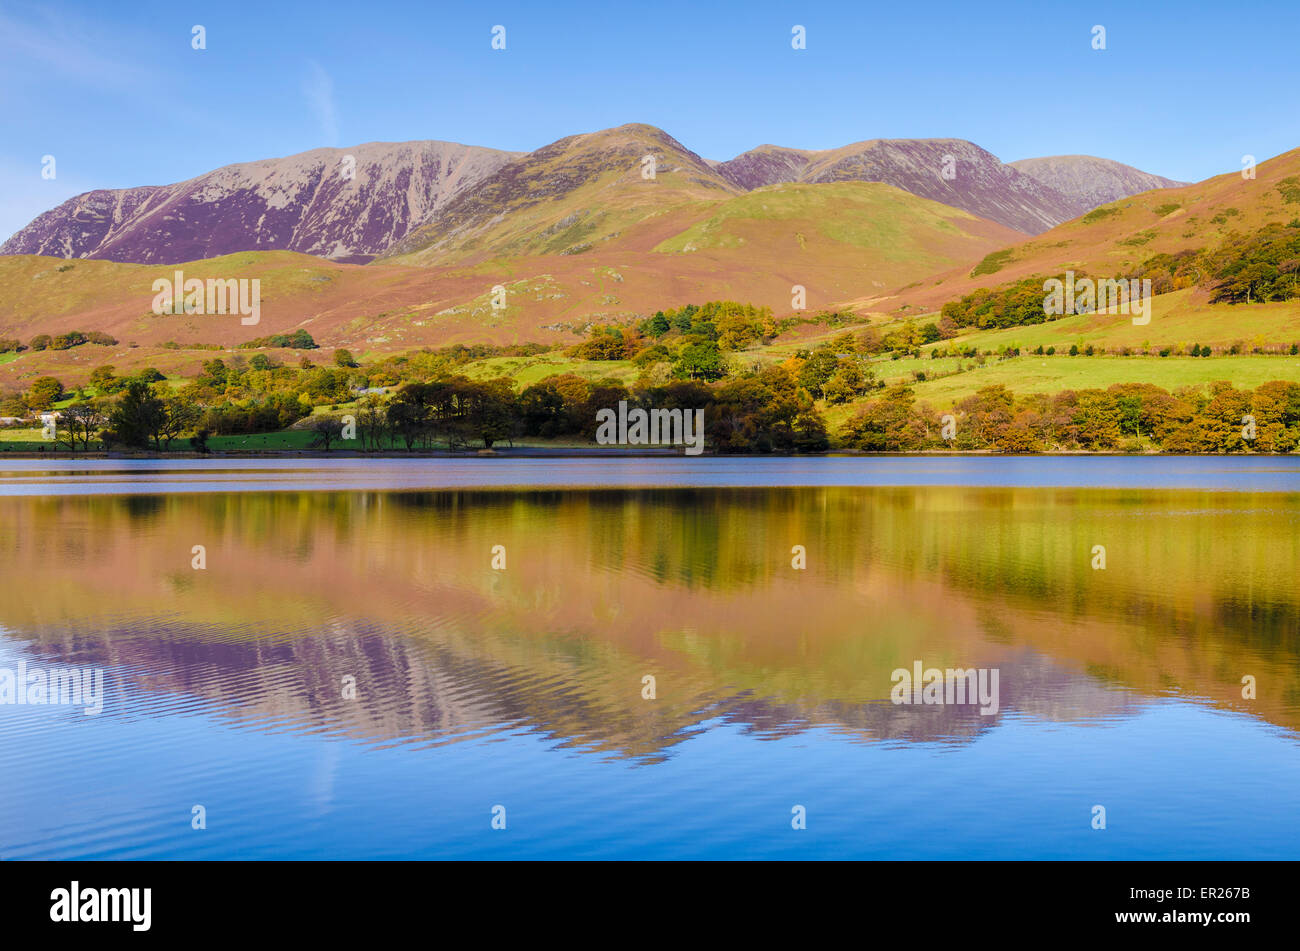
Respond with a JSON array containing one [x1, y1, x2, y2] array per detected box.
[[201, 359, 228, 385], [334, 349, 357, 368], [823, 362, 872, 404], [27, 376, 64, 412], [645, 312, 671, 336], [306, 417, 344, 451], [518, 381, 569, 438], [109, 381, 167, 449], [672, 341, 726, 381], [461, 379, 516, 449], [839, 385, 937, 451], [59, 402, 107, 452], [797, 347, 839, 399], [158, 395, 200, 450], [89, 365, 116, 390], [52, 331, 87, 350], [0, 392, 25, 417], [356, 395, 388, 451], [1071, 390, 1122, 449]]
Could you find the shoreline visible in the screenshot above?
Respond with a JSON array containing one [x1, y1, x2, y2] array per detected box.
[[0, 448, 1296, 460]]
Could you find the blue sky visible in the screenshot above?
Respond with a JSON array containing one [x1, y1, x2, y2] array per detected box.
[[2, 0, 1297, 242]]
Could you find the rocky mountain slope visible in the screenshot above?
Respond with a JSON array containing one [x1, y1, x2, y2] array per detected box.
[[717, 139, 1181, 235], [0, 141, 521, 265], [1007, 155, 1187, 212]]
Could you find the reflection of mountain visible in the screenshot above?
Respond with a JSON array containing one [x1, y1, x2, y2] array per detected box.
[[0, 486, 1296, 758], [9, 620, 1144, 761]]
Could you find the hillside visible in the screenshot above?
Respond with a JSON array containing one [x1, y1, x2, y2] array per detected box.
[[876, 146, 1300, 315], [651, 180, 1023, 298], [0, 179, 1024, 389]]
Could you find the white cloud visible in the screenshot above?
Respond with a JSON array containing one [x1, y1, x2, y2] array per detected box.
[[303, 61, 340, 147]]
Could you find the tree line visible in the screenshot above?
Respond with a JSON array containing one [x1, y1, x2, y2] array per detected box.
[[940, 218, 1300, 331], [841, 380, 1300, 453]]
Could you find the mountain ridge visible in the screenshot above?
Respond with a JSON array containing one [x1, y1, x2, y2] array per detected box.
[[2, 124, 1185, 266]]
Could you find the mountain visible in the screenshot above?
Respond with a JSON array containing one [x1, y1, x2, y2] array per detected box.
[[380, 124, 738, 265], [0, 141, 521, 265], [713, 145, 812, 190], [383, 130, 1175, 262], [876, 146, 1300, 315], [3, 125, 1186, 268], [1007, 155, 1188, 211], [718, 139, 1182, 235]]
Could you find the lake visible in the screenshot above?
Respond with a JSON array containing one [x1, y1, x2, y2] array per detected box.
[[1, 456, 1298, 859]]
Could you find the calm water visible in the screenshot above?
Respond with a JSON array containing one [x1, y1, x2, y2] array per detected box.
[[1, 457, 1298, 859]]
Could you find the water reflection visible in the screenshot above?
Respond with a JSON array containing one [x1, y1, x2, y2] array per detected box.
[[2, 485, 1297, 758]]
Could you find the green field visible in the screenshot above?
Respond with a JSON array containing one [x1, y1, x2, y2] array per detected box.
[[931, 289, 1300, 353], [869, 355, 967, 385], [207, 430, 322, 451], [460, 353, 639, 386], [907, 354, 1300, 407], [0, 427, 63, 451]]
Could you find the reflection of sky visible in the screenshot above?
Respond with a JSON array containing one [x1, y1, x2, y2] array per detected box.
[[2, 692, 1297, 859], [2, 456, 1300, 495]]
